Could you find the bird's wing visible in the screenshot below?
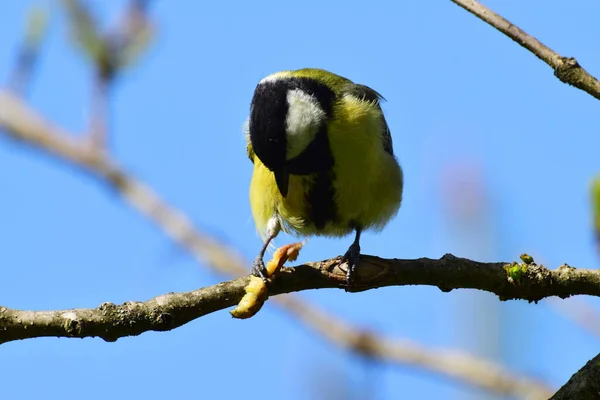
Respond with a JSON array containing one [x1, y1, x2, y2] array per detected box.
[[343, 83, 394, 156]]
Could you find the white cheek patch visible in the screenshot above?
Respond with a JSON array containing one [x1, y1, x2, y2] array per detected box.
[[285, 88, 325, 160]]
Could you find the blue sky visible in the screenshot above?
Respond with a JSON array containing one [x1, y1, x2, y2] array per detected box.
[[1, 1, 600, 399]]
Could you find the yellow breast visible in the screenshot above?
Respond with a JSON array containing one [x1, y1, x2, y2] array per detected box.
[[249, 95, 403, 239]]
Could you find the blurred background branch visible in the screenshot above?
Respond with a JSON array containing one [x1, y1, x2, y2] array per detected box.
[[62, 0, 154, 150], [9, 3, 48, 94]]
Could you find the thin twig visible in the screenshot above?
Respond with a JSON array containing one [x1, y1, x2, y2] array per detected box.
[[88, 0, 153, 151], [0, 90, 555, 399], [89, 74, 109, 150], [451, 0, 600, 100]]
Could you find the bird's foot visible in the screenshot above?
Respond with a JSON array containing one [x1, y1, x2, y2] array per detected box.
[[342, 242, 361, 291], [251, 256, 269, 284]]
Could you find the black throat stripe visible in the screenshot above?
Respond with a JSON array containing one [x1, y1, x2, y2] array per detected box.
[[285, 78, 338, 231], [307, 168, 338, 231], [287, 123, 338, 231]]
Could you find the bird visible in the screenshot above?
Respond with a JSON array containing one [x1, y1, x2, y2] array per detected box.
[[245, 68, 403, 288]]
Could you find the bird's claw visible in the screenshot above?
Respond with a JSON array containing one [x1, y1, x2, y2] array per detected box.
[[251, 257, 269, 284], [342, 242, 361, 291]]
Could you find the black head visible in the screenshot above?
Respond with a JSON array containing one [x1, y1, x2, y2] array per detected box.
[[248, 74, 336, 197]]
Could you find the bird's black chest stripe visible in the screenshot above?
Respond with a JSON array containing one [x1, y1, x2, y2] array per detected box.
[[288, 124, 337, 231], [308, 168, 338, 231], [285, 108, 337, 231], [286, 124, 333, 174], [283, 79, 337, 230]]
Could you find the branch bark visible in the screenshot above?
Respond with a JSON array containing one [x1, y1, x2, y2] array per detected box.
[[550, 353, 600, 400], [0, 257, 559, 398], [2, 254, 599, 345], [451, 0, 600, 101]]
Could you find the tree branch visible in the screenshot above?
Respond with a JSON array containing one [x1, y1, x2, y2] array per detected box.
[[1, 253, 598, 341], [551, 353, 600, 399], [451, 0, 600, 101], [1, 254, 569, 397], [0, 275, 248, 344]]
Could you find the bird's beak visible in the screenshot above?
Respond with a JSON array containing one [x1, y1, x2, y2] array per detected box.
[[274, 166, 289, 197]]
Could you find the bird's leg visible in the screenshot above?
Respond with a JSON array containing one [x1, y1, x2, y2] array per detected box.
[[252, 236, 274, 283], [342, 228, 362, 290], [252, 217, 282, 283]]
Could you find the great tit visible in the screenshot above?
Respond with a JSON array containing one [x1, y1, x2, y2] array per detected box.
[[246, 68, 403, 288]]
